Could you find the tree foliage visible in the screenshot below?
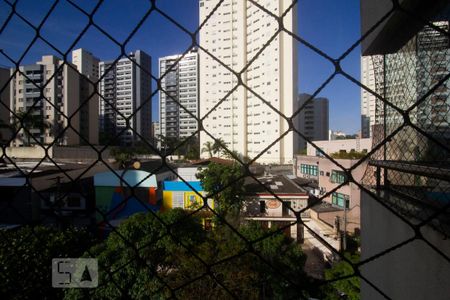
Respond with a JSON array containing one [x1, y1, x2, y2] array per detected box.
[[110, 147, 136, 168], [201, 141, 214, 158], [196, 162, 246, 224], [65, 210, 312, 299], [330, 150, 367, 160], [322, 253, 360, 300], [0, 226, 95, 300]]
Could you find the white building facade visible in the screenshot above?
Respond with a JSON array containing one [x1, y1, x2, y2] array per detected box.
[[72, 48, 99, 79], [360, 55, 378, 138], [72, 48, 100, 145], [199, 0, 298, 164]]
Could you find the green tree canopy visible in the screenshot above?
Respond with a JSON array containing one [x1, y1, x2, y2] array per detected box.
[[196, 162, 246, 224], [0, 226, 95, 300], [65, 210, 313, 299], [321, 253, 360, 300]]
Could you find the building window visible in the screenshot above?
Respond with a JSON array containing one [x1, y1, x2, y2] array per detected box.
[[331, 170, 347, 184], [332, 192, 349, 208], [300, 164, 318, 176], [259, 201, 266, 213]]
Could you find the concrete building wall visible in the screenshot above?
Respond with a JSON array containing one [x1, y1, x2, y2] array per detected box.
[[0, 67, 11, 143], [159, 49, 199, 141], [361, 56, 378, 138], [295, 155, 366, 232], [72, 48, 99, 79], [176, 167, 202, 182], [8, 55, 96, 146], [360, 191, 450, 299], [63, 62, 81, 145], [72, 48, 100, 145], [306, 138, 372, 156], [297, 93, 329, 151], [199, 0, 297, 164]]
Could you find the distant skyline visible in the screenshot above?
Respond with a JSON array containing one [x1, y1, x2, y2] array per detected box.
[[0, 0, 362, 134]]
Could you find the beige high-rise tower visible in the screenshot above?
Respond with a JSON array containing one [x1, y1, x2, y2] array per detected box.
[[360, 55, 380, 138], [199, 0, 298, 164], [9, 55, 90, 146], [72, 48, 100, 145]]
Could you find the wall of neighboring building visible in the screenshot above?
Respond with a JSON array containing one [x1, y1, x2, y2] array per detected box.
[[295, 155, 365, 232], [306, 138, 372, 156], [6, 146, 52, 159], [64, 62, 81, 145], [0, 68, 10, 144], [361, 191, 450, 300], [176, 167, 202, 182]]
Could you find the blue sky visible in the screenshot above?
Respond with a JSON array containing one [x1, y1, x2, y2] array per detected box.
[[0, 0, 362, 134]]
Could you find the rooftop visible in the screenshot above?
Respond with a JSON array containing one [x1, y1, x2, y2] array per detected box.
[[245, 174, 308, 196]]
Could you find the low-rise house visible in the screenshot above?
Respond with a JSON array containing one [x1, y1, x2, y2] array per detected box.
[[162, 180, 213, 229], [243, 174, 309, 241]]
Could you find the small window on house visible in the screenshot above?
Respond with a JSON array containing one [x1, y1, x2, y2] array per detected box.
[[260, 201, 266, 213]]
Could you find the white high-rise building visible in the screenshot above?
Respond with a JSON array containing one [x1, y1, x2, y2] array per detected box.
[[72, 48, 100, 144], [72, 48, 99, 79], [99, 51, 152, 146], [159, 48, 199, 141], [199, 0, 298, 164], [361, 55, 378, 138]]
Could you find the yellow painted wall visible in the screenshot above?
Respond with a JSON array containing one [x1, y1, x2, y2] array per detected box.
[[162, 190, 213, 211]]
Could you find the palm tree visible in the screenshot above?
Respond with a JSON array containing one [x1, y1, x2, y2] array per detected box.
[[49, 120, 65, 146], [212, 138, 225, 157], [11, 109, 49, 146], [201, 141, 214, 158]]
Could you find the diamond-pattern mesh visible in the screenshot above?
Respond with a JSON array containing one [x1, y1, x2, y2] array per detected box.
[[0, 0, 449, 299]]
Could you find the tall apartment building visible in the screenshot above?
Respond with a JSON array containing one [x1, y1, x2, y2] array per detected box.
[[360, 55, 378, 138], [0, 67, 11, 144], [199, 0, 298, 164], [8, 55, 94, 146], [72, 48, 100, 145], [99, 51, 152, 146], [159, 49, 199, 142], [297, 93, 329, 151], [72, 48, 99, 79]]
